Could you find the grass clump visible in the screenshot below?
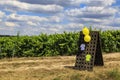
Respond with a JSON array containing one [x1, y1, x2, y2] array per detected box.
[[106, 68, 120, 80], [70, 73, 81, 80]]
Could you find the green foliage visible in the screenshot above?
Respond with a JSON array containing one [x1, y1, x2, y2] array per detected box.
[[0, 30, 119, 58], [100, 30, 120, 53]]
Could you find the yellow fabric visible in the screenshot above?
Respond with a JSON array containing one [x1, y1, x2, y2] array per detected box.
[[84, 35, 91, 42], [86, 54, 91, 62], [82, 27, 89, 35]]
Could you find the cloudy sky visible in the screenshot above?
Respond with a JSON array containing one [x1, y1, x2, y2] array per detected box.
[[0, 0, 120, 35]]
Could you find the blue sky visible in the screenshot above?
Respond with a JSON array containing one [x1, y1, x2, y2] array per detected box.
[[0, 0, 120, 35]]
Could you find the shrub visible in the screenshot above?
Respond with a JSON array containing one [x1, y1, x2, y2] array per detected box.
[[0, 30, 119, 58]]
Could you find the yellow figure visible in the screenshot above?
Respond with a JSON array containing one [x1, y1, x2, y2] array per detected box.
[[82, 27, 89, 35], [84, 35, 91, 42], [86, 54, 91, 62]]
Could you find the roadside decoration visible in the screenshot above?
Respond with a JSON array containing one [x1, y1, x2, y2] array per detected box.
[[80, 44, 85, 51], [85, 54, 91, 62], [75, 27, 104, 71], [84, 35, 91, 42], [82, 27, 89, 35], [82, 27, 91, 42]]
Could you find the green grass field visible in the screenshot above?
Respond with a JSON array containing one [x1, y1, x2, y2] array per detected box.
[[0, 53, 120, 80]]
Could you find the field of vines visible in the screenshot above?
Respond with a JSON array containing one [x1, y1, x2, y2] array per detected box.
[[0, 30, 119, 58]]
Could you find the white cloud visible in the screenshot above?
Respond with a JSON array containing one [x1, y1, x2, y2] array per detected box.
[[65, 23, 84, 29], [27, 21, 37, 26], [7, 13, 64, 24], [18, 0, 88, 7], [0, 21, 17, 35], [108, 18, 120, 27], [0, 0, 63, 14], [18, 0, 116, 7], [66, 7, 117, 19], [18, 23, 81, 35], [7, 13, 49, 22], [86, 0, 116, 7], [91, 25, 120, 30], [0, 11, 5, 22], [49, 16, 62, 23], [65, 3, 118, 27], [0, 11, 5, 18], [0, 0, 119, 35], [5, 22, 17, 27]]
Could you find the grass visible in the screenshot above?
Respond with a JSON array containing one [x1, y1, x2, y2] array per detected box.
[[106, 68, 120, 80], [0, 53, 120, 80], [70, 73, 82, 80]]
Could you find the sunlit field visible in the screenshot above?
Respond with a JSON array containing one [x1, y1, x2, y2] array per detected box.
[[0, 53, 120, 80]]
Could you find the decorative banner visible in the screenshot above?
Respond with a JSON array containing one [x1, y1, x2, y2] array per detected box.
[[85, 54, 91, 62], [82, 27, 89, 35], [84, 35, 91, 42], [80, 44, 85, 51]]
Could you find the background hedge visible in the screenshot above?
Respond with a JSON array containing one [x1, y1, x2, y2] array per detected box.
[[0, 30, 119, 58]]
